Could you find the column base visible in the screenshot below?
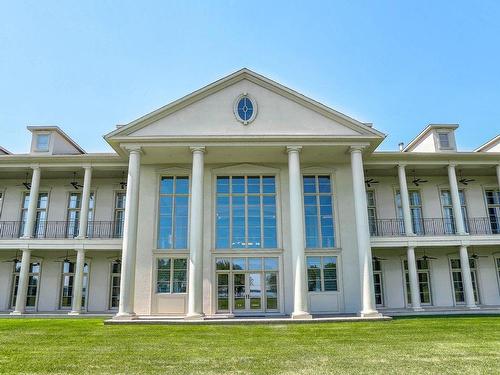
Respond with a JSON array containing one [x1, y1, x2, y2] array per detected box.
[[412, 306, 424, 312], [75, 236, 86, 240], [68, 311, 81, 316], [358, 310, 383, 318], [291, 311, 312, 320], [184, 313, 205, 321], [113, 312, 138, 320], [10, 311, 23, 316]]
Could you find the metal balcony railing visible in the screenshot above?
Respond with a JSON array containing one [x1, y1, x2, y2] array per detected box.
[[0, 221, 124, 239], [369, 217, 500, 237]]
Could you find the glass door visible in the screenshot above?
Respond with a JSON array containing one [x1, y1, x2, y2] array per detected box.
[[233, 273, 246, 311], [248, 273, 263, 311]]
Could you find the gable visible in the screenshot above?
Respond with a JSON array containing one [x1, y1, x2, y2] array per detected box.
[[128, 79, 365, 137], [106, 69, 385, 146]]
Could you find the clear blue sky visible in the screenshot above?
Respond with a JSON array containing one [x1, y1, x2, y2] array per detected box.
[[1, 1, 499, 153]]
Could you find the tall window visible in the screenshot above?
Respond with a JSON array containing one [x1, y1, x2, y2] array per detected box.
[[485, 190, 500, 234], [156, 258, 188, 293], [403, 259, 432, 305], [372, 259, 384, 306], [0, 191, 4, 217], [366, 191, 378, 235], [496, 258, 500, 291], [440, 190, 468, 234], [215, 176, 277, 249], [396, 190, 423, 235], [158, 177, 189, 249], [113, 192, 126, 238], [306, 256, 337, 292], [60, 260, 89, 309], [303, 176, 335, 248], [66, 192, 95, 238], [450, 258, 480, 304], [20, 192, 48, 237], [109, 261, 121, 309], [10, 261, 40, 309]]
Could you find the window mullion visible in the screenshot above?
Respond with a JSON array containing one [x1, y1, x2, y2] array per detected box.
[[229, 177, 233, 249], [171, 179, 176, 249], [260, 176, 264, 249], [244, 176, 248, 249], [170, 258, 174, 294], [316, 177, 322, 248]]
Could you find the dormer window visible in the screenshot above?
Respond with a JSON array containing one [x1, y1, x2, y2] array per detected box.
[[36, 134, 50, 152], [437, 132, 451, 150]]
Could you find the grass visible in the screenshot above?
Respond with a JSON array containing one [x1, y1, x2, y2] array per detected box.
[[0, 316, 499, 374]]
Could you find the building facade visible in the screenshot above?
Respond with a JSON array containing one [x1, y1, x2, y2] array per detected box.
[[1, 69, 499, 319]]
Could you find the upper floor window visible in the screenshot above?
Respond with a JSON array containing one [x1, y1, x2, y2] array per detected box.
[[20, 192, 48, 237], [66, 192, 95, 238], [157, 176, 189, 249], [215, 176, 277, 249], [35, 134, 50, 151], [366, 190, 378, 235], [113, 192, 126, 238], [303, 176, 335, 248], [395, 190, 423, 235], [485, 190, 500, 234], [437, 132, 451, 150], [440, 189, 468, 234]]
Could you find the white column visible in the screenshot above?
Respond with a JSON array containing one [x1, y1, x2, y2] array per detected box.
[[397, 164, 414, 236], [350, 146, 379, 317], [22, 166, 41, 238], [447, 164, 466, 235], [287, 146, 311, 319], [406, 246, 423, 311], [459, 246, 478, 309], [496, 165, 500, 191], [186, 147, 205, 319], [69, 248, 86, 315], [10, 249, 31, 315], [77, 166, 92, 239], [116, 147, 141, 318]]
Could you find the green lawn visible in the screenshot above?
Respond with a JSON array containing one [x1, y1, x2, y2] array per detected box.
[[0, 316, 499, 374]]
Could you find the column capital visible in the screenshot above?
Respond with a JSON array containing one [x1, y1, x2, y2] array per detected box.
[[190, 146, 206, 153], [286, 146, 302, 153], [448, 162, 457, 169], [82, 164, 92, 171], [349, 145, 366, 153], [397, 163, 407, 169], [123, 145, 143, 154], [30, 164, 41, 171]]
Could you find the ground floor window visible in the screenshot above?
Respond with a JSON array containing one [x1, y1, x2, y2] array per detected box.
[[60, 260, 89, 309], [450, 258, 480, 304], [496, 258, 500, 291], [306, 256, 337, 292], [372, 259, 384, 306], [109, 261, 121, 309], [403, 259, 432, 306], [10, 261, 40, 309], [215, 257, 279, 313], [156, 258, 187, 293]]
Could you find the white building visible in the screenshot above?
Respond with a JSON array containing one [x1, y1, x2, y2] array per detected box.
[[1, 69, 499, 319]]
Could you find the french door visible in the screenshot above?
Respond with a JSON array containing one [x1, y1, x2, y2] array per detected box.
[[216, 256, 279, 314]]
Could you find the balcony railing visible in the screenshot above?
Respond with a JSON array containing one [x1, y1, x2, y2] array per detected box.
[[369, 217, 500, 237], [0, 221, 124, 239]]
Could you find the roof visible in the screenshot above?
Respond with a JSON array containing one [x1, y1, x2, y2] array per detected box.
[[403, 124, 459, 152], [0, 146, 12, 155], [474, 134, 500, 152], [27, 126, 86, 154], [104, 68, 386, 143]]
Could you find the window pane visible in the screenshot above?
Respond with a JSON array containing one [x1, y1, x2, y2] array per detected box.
[[303, 176, 316, 193], [160, 177, 174, 194], [216, 176, 230, 193], [216, 196, 230, 248], [232, 258, 246, 271], [318, 176, 331, 193], [264, 257, 279, 271], [175, 177, 189, 194], [216, 258, 230, 270]]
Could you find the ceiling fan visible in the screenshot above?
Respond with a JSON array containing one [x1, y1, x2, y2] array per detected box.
[[469, 253, 487, 260], [418, 250, 437, 261], [69, 172, 84, 190], [365, 178, 379, 188], [458, 170, 475, 185], [16, 172, 31, 190], [411, 170, 428, 186], [372, 256, 387, 261], [54, 250, 72, 263]]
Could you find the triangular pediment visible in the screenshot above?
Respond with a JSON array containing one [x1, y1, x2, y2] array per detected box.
[[105, 69, 384, 145]]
